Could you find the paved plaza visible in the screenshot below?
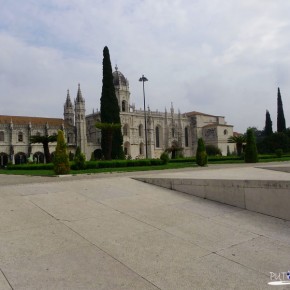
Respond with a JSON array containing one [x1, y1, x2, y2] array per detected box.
[[0, 163, 290, 289]]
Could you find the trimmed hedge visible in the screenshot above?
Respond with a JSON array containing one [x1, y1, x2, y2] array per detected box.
[[7, 163, 54, 170], [7, 159, 165, 171]]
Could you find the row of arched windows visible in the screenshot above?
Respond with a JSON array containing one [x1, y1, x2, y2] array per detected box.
[[123, 124, 144, 137], [0, 131, 62, 143], [155, 126, 190, 148], [122, 124, 190, 148], [123, 142, 144, 156], [0, 131, 25, 142]]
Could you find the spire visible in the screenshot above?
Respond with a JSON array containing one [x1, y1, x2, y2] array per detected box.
[[65, 89, 73, 107], [76, 83, 84, 102]]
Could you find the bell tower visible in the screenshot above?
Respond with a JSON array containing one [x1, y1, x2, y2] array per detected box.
[[112, 66, 131, 112], [74, 84, 87, 155], [64, 90, 74, 126]]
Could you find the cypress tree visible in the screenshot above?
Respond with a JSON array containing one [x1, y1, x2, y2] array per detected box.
[[277, 87, 286, 132], [100, 46, 123, 159], [196, 138, 208, 166], [53, 130, 70, 174], [264, 110, 273, 136], [244, 128, 258, 163]]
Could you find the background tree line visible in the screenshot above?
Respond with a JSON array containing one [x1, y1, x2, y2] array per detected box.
[[249, 87, 290, 154]]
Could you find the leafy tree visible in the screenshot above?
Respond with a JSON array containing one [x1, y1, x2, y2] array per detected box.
[[228, 135, 246, 156], [53, 130, 70, 174], [244, 128, 258, 163], [100, 46, 123, 159], [264, 110, 273, 136], [74, 146, 86, 170], [30, 134, 57, 163], [196, 138, 208, 166], [277, 87, 286, 132], [257, 132, 290, 154]]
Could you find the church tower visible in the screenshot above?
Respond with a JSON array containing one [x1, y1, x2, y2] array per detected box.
[[64, 90, 74, 126], [74, 84, 87, 156], [112, 66, 130, 112]]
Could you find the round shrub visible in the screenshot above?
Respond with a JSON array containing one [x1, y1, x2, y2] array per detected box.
[[160, 152, 169, 164]]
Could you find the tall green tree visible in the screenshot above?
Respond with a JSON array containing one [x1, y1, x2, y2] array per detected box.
[[264, 110, 273, 136], [244, 128, 258, 163], [53, 130, 70, 175], [196, 138, 208, 166], [277, 87, 286, 132], [100, 46, 123, 159], [30, 134, 57, 163]]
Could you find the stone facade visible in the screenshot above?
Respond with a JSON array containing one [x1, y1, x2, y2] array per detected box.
[[0, 67, 234, 166]]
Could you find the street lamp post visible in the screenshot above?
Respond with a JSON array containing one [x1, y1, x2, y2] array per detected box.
[[139, 75, 148, 159]]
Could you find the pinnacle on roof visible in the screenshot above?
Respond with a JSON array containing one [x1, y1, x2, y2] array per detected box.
[[76, 83, 84, 102], [65, 89, 73, 107]]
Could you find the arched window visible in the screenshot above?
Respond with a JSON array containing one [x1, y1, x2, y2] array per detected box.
[[0, 152, 8, 167], [138, 124, 143, 137], [185, 127, 189, 147], [124, 141, 130, 156], [172, 128, 175, 138], [33, 152, 45, 164], [123, 124, 129, 136], [122, 100, 126, 112], [67, 133, 74, 144], [0, 131, 4, 142], [155, 126, 160, 148], [15, 152, 27, 164], [18, 132, 23, 142]]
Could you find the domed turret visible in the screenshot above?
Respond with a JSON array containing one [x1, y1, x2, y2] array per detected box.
[[113, 65, 129, 87], [113, 66, 131, 112]]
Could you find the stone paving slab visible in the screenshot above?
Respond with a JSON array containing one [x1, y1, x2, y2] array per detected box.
[[0, 164, 289, 289], [217, 235, 290, 276], [146, 253, 271, 290], [1, 246, 159, 290]]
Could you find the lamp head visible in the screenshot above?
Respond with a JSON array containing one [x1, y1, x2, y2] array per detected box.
[[139, 75, 148, 82]]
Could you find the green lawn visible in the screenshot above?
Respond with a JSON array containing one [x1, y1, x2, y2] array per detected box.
[[1, 155, 289, 176], [0, 162, 195, 176]]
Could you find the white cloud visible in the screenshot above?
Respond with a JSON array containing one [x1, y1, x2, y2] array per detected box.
[[0, 0, 290, 132]]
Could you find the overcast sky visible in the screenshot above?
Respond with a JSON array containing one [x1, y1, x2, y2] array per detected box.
[[1, 0, 290, 133]]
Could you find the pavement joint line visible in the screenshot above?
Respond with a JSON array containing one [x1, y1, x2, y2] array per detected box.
[[0, 267, 14, 290], [29, 200, 59, 220], [85, 195, 222, 255], [213, 251, 270, 279]]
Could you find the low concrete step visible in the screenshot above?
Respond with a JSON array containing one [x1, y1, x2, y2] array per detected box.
[[134, 177, 290, 221]]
